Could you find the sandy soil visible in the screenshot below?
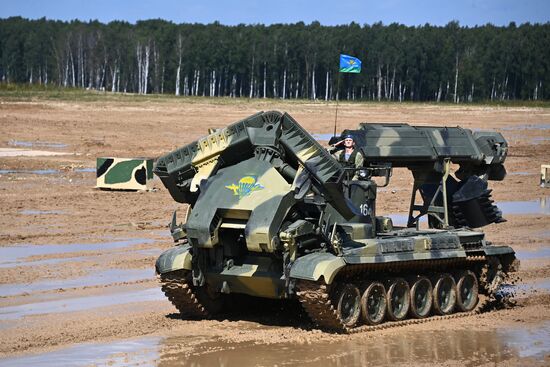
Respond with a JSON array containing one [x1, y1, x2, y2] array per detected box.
[[0, 98, 549, 365]]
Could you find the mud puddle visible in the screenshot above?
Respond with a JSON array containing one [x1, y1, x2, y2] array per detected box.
[[500, 279, 550, 297], [0, 167, 94, 175], [0, 256, 90, 269], [502, 123, 550, 131], [8, 140, 68, 149], [0, 169, 60, 175], [3, 322, 549, 366], [161, 325, 550, 366], [0, 336, 162, 367], [311, 133, 337, 141], [388, 213, 427, 227], [0, 148, 72, 157], [0, 238, 156, 268], [135, 248, 164, 257], [0, 287, 163, 320], [0, 269, 154, 297], [499, 197, 550, 216], [19, 209, 65, 215], [515, 247, 550, 260]]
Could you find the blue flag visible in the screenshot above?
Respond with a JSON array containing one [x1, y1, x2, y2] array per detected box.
[[339, 54, 362, 73]]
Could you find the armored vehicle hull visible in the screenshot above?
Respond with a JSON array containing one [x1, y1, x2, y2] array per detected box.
[[154, 111, 516, 331]]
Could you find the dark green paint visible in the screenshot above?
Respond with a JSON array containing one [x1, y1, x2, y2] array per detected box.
[[155, 244, 191, 274], [147, 159, 154, 180], [105, 160, 142, 184]]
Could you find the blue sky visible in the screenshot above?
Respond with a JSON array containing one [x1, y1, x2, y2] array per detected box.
[[1, 0, 549, 26]]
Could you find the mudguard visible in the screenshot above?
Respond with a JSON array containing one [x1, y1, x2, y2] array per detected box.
[[289, 252, 346, 284], [479, 245, 515, 257], [155, 244, 192, 275]]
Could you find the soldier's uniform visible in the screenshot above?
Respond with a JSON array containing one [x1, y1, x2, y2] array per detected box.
[[337, 149, 364, 170], [331, 135, 364, 180]]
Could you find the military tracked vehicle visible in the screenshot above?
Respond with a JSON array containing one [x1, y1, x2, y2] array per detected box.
[[153, 111, 516, 331]]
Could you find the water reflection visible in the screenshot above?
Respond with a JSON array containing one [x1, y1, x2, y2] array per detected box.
[[499, 323, 550, 358], [499, 197, 550, 216], [0, 287, 163, 320], [385, 198, 550, 221], [74, 167, 95, 173], [515, 247, 550, 260], [0, 169, 59, 175], [0, 238, 155, 268], [502, 123, 550, 131], [0, 168, 95, 175], [0, 336, 161, 367], [311, 133, 337, 141], [508, 171, 532, 176], [0, 268, 154, 297], [387, 213, 427, 227], [158, 325, 550, 367], [19, 209, 65, 215], [374, 197, 550, 227], [8, 140, 68, 149], [1, 322, 548, 366]]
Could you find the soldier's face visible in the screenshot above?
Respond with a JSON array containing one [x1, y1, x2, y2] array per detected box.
[[344, 138, 354, 148]]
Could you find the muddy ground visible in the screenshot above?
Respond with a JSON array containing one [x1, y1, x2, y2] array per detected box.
[[0, 97, 549, 366]]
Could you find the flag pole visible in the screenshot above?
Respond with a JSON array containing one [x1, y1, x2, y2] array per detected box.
[[333, 73, 341, 137], [334, 54, 361, 137]]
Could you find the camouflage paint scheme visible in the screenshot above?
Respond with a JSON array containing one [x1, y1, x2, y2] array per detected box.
[[96, 157, 154, 191], [154, 111, 515, 301]]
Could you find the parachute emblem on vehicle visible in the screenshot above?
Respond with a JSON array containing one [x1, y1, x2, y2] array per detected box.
[[225, 176, 264, 199]]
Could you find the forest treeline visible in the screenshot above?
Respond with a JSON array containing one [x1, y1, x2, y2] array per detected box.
[[0, 17, 548, 102]]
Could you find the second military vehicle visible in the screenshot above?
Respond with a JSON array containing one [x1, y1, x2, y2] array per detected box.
[[154, 111, 516, 331]]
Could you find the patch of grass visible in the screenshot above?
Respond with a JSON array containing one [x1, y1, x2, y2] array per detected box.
[[0, 83, 267, 105], [471, 99, 550, 108], [0, 83, 549, 108], [0, 83, 167, 103]]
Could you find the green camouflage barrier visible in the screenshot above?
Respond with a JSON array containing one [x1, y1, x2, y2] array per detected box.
[[96, 157, 154, 191]]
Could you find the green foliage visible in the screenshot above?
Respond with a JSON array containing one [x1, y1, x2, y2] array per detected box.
[[1, 82, 549, 107], [0, 17, 548, 102]]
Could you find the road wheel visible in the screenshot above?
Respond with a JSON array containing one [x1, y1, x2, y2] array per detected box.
[[386, 278, 410, 321], [361, 281, 387, 325], [335, 283, 361, 327], [433, 273, 457, 315], [409, 276, 433, 318], [455, 270, 479, 312]]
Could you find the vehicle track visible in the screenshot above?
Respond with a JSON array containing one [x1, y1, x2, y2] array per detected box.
[[296, 280, 494, 334], [160, 271, 210, 319], [160, 255, 512, 333]]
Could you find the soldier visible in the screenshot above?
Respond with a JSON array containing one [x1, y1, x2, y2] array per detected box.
[[331, 134, 364, 179]]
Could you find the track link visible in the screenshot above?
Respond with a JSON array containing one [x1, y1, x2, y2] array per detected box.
[[296, 282, 348, 333], [159, 271, 210, 319], [349, 297, 489, 334]]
